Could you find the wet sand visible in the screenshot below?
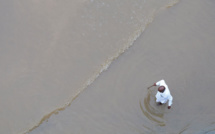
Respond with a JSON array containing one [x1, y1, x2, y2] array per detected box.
[[29, 0, 215, 134], [0, 0, 175, 133], [1, 0, 215, 134]]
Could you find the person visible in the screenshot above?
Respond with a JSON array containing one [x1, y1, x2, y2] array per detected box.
[[148, 79, 173, 109]]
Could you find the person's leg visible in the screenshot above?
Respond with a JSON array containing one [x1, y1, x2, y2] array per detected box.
[[158, 100, 167, 105], [156, 98, 163, 105], [158, 102, 163, 105]]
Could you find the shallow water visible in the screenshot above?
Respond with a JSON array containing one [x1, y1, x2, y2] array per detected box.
[[1, 0, 215, 134]]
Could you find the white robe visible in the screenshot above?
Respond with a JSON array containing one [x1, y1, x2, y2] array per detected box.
[[155, 79, 173, 106]]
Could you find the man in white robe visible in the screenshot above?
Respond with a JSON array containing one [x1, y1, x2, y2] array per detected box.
[[149, 79, 173, 109]]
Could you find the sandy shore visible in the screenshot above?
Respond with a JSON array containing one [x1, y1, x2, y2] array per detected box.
[[30, 0, 215, 134], [1, 0, 215, 134]]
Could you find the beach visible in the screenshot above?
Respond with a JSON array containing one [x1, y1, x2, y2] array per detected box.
[[1, 0, 215, 134]]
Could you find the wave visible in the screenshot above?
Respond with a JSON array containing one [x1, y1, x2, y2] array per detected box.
[[22, 0, 180, 133]]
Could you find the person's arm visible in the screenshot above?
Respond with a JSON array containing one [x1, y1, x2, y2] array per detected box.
[[148, 79, 166, 89], [147, 83, 157, 89], [156, 79, 166, 86], [167, 95, 173, 109]]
